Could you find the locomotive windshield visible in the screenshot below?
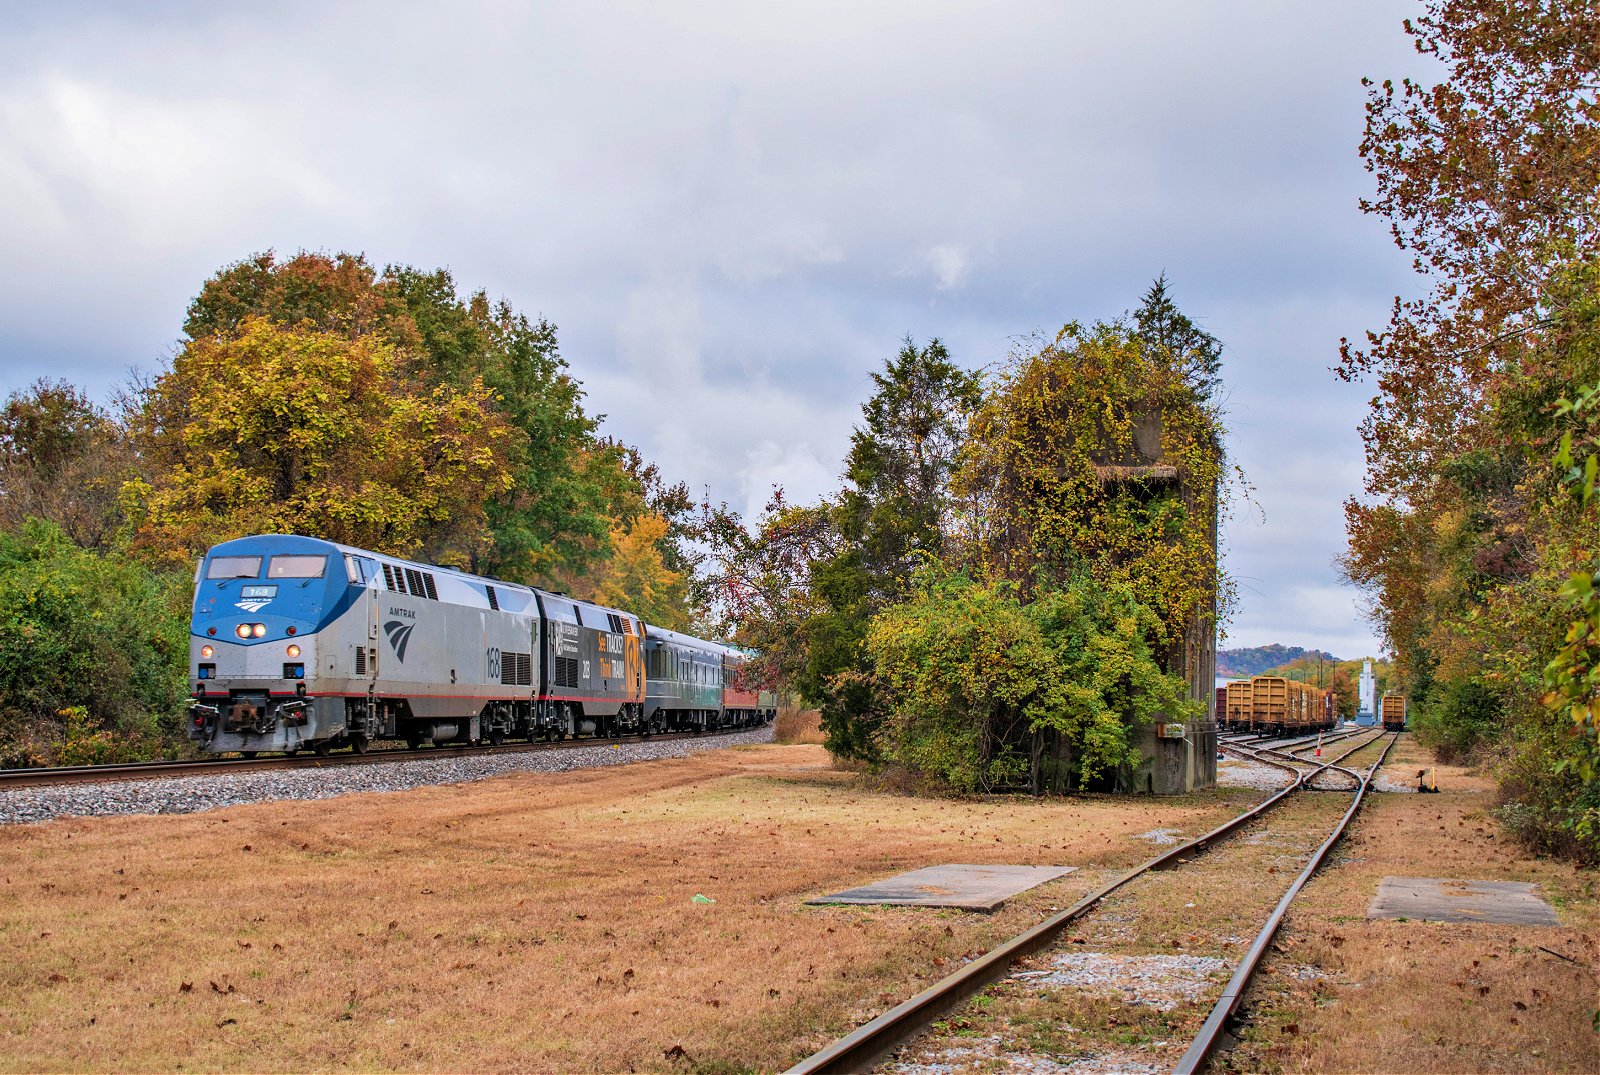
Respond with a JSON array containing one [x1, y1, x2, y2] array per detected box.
[[205, 555, 262, 579], [267, 555, 328, 578]]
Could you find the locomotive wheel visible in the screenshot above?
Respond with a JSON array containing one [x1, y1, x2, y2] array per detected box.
[[239, 751, 257, 760], [350, 735, 369, 755], [489, 730, 505, 747], [313, 740, 333, 757], [405, 736, 422, 750]]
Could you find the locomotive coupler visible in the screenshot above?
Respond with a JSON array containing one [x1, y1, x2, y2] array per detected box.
[[276, 699, 313, 728]]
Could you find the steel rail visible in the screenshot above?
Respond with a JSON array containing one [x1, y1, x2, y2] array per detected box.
[[1225, 732, 1388, 792], [1171, 732, 1399, 1075], [0, 725, 767, 789], [1221, 727, 1362, 748], [782, 732, 1387, 1075]]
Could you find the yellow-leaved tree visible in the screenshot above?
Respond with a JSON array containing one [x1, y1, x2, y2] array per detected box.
[[558, 512, 691, 631], [122, 316, 515, 568]]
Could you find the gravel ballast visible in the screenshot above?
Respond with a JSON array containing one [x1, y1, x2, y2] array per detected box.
[[0, 725, 775, 826]]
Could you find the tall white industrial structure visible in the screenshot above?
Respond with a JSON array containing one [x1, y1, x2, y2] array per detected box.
[[1356, 659, 1376, 726]]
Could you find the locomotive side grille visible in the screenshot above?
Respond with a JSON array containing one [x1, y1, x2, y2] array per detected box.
[[553, 656, 580, 689], [423, 573, 438, 601], [355, 646, 367, 675], [404, 568, 424, 596], [620, 617, 634, 635], [499, 652, 532, 686], [382, 564, 398, 591], [485, 585, 499, 611]]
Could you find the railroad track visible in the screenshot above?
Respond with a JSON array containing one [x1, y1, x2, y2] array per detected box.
[[1219, 727, 1364, 749], [784, 729, 1396, 1075], [0, 725, 768, 789], [1174, 731, 1398, 1073]]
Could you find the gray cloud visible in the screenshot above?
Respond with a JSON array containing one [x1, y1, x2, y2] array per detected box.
[[0, 0, 1440, 658]]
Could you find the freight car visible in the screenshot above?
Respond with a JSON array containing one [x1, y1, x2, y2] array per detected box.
[[1381, 693, 1407, 732], [1237, 676, 1336, 736], [1251, 676, 1289, 736], [1217, 682, 1246, 732], [185, 534, 773, 756]]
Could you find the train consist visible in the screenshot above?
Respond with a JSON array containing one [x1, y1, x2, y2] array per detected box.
[[185, 534, 775, 757], [1216, 676, 1342, 737]]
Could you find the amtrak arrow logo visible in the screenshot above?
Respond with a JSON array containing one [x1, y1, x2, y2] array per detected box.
[[384, 620, 416, 662], [235, 600, 271, 613]]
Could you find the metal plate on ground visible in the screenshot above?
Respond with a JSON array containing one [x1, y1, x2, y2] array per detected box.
[[806, 864, 1077, 911], [1367, 876, 1560, 926]]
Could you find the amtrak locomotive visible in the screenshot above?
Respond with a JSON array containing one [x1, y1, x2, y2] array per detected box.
[[186, 534, 774, 756]]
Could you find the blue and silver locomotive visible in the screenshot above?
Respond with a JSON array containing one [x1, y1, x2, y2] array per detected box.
[[186, 534, 774, 756]]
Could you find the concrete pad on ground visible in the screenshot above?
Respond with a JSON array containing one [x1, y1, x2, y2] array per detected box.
[[1367, 876, 1560, 926], [806, 864, 1076, 911]]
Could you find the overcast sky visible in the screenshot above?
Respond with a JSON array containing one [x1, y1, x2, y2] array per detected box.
[[0, 1, 1440, 658]]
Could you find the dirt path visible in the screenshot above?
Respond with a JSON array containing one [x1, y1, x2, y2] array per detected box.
[[0, 742, 1262, 1073]]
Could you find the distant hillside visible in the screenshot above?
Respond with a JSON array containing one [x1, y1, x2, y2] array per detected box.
[[1217, 645, 1339, 679]]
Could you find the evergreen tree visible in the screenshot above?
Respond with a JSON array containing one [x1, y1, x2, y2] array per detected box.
[[802, 337, 982, 760], [1132, 273, 1223, 403]]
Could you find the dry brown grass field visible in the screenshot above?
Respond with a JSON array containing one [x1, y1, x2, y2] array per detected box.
[[0, 741, 1260, 1073]]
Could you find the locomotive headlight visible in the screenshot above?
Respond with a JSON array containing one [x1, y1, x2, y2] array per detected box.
[[201, 645, 214, 658], [286, 644, 300, 657], [251, 623, 266, 638], [235, 624, 251, 639]]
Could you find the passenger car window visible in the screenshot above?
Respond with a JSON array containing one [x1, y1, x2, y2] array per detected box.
[[267, 555, 328, 579], [206, 556, 262, 579]]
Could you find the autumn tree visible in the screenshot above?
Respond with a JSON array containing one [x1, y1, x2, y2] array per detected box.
[[1341, 1, 1600, 859], [184, 251, 617, 584], [123, 317, 515, 567], [0, 380, 140, 552], [546, 440, 698, 631]]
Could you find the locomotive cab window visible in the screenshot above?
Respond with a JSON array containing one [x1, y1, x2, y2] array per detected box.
[[206, 555, 262, 579], [344, 554, 364, 584], [268, 555, 328, 579]]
